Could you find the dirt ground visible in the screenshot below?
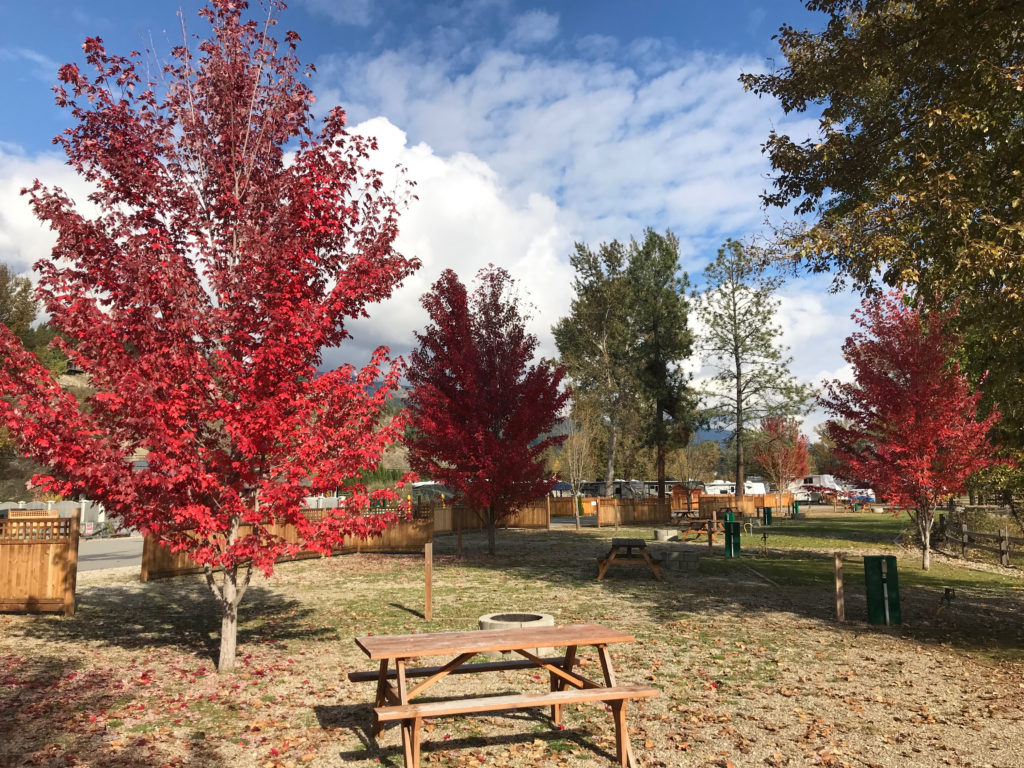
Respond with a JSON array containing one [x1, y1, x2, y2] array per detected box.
[[2, 526, 1023, 768]]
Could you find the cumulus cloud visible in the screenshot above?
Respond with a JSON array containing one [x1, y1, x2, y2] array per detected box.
[[0, 149, 91, 278], [332, 117, 576, 368], [318, 45, 821, 274], [505, 10, 559, 48]]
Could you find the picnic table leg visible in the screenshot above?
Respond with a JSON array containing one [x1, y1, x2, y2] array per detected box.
[[597, 548, 616, 580], [402, 716, 422, 768], [598, 645, 639, 768], [373, 659, 389, 736], [551, 644, 577, 724], [640, 549, 662, 581], [612, 700, 628, 767]]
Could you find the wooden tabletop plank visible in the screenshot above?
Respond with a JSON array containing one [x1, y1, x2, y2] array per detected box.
[[611, 538, 646, 547], [355, 623, 634, 660]]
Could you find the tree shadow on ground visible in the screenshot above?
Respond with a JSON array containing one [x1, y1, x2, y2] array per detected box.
[[313, 702, 618, 767], [431, 527, 1024, 656], [0, 655, 224, 768], [4, 580, 333, 666]]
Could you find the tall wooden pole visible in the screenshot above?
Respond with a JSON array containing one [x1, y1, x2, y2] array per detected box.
[[834, 552, 845, 622], [424, 542, 433, 621], [65, 508, 81, 616]]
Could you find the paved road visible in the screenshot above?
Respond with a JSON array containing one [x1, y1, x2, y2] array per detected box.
[[78, 536, 144, 571]]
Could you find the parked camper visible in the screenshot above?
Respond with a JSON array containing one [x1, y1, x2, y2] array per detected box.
[[703, 479, 769, 496]]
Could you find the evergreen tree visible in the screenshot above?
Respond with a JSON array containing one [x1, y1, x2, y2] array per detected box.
[[699, 240, 813, 498]]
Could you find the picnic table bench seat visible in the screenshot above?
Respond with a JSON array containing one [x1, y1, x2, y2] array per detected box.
[[375, 683, 658, 721], [348, 656, 578, 683]]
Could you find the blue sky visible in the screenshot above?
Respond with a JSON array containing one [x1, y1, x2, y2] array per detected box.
[[0, 0, 856, 425]]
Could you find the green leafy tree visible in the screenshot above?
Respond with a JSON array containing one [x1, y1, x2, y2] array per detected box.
[[670, 439, 721, 484], [554, 241, 635, 495], [741, 0, 1024, 446], [0, 265, 35, 339], [699, 239, 813, 498], [626, 229, 696, 498], [555, 231, 696, 496]]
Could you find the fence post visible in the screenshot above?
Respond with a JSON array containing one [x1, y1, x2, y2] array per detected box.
[[65, 508, 81, 616], [546, 494, 551, 530], [999, 527, 1010, 567], [140, 535, 150, 582], [709, 509, 717, 554], [424, 542, 433, 621], [614, 499, 620, 531], [961, 525, 968, 559], [834, 552, 845, 622]]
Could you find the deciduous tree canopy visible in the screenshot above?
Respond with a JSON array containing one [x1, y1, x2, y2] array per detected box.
[[407, 267, 567, 555], [742, 0, 1024, 446], [821, 291, 999, 569], [0, 0, 418, 670]]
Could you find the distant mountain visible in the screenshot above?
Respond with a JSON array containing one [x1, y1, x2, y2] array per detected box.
[[694, 428, 730, 444]]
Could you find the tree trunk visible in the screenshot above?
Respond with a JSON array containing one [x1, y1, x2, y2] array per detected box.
[[604, 413, 617, 496], [656, 445, 666, 500], [735, 359, 744, 500], [202, 514, 253, 673], [219, 569, 239, 672], [919, 509, 933, 571], [487, 507, 496, 555], [735, 429, 745, 501]]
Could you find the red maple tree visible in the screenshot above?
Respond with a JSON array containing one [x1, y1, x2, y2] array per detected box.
[[407, 267, 568, 555], [820, 291, 999, 569], [0, 1, 418, 670], [752, 416, 809, 511]]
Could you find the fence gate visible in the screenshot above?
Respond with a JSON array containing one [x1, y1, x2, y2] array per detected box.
[[0, 510, 80, 615]]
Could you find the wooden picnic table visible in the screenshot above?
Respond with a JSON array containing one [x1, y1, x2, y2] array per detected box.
[[349, 623, 658, 768], [597, 538, 662, 581]]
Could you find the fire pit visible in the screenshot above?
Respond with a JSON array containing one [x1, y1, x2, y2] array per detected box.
[[478, 612, 554, 659]]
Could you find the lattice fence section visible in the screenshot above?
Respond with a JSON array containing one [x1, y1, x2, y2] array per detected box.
[[0, 512, 80, 615]]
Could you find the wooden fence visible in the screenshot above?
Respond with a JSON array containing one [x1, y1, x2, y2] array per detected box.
[[0, 511, 80, 615], [957, 525, 1023, 567], [696, 493, 794, 519], [140, 513, 434, 582]]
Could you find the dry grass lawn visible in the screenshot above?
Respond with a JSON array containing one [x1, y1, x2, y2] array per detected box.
[[2, 520, 1024, 768]]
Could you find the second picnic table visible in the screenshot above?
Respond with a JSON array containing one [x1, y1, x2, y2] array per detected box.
[[597, 538, 662, 581], [349, 622, 658, 768]]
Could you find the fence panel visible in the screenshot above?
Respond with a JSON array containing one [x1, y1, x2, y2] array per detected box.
[[506, 502, 549, 529], [140, 512, 434, 581], [0, 511, 80, 615], [698, 495, 757, 518]]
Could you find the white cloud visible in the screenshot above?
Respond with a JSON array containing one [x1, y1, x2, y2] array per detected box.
[[0, 47, 59, 82], [334, 117, 576, 368], [505, 10, 559, 48], [0, 149, 92, 278], [296, 0, 372, 27], [319, 47, 821, 271]]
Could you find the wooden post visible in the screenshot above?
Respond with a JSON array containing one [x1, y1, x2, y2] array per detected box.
[[140, 534, 150, 582], [614, 499, 620, 531], [424, 542, 433, 621], [999, 527, 1010, 567], [546, 494, 552, 530], [708, 509, 716, 554], [961, 526, 968, 559], [65, 508, 81, 616], [834, 552, 845, 622]]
